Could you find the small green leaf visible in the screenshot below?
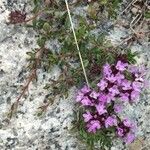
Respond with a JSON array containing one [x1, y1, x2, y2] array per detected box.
[[26, 51, 35, 59], [33, 0, 41, 5], [37, 37, 46, 47], [100, 0, 108, 5], [32, 19, 37, 28], [43, 22, 51, 32], [36, 19, 47, 29], [145, 11, 150, 19], [83, 59, 89, 68]]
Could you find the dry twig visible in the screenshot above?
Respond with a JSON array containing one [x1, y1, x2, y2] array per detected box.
[[8, 48, 44, 119]]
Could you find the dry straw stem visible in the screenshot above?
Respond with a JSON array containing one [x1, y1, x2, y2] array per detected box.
[[64, 0, 90, 87], [120, 0, 137, 15], [118, 0, 149, 45]]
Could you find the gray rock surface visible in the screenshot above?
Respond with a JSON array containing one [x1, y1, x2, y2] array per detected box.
[[0, 0, 150, 150], [0, 1, 78, 149]]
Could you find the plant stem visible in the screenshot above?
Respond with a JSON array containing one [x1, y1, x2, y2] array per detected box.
[[64, 0, 90, 87]]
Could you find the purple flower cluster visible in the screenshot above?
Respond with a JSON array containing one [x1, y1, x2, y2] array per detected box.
[[117, 118, 137, 144], [76, 60, 146, 144]]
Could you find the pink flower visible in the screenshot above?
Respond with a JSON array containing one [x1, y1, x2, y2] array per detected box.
[[123, 119, 132, 127], [106, 93, 115, 103], [97, 79, 108, 91], [96, 104, 107, 115], [117, 127, 124, 137], [130, 65, 146, 82], [105, 116, 117, 128], [114, 104, 123, 113], [103, 63, 112, 77], [81, 96, 92, 106], [121, 80, 132, 90], [83, 112, 93, 122], [109, 85, 119, 96], [132, 81, 143, 92], [90, 91, 99, 99], [76, 91, 84, 102], [106, 74, 116, 83], [87, 120, 101, 133], [135, 74, 144, 82], [75, 61, 145, 141], [124, 133, 135, 144], [115, 72, 125, 84], [98, 93, 108, 104], [81, 85, 91, 94], [128, 65, 139, 74], [123, 118, 137, 131], [117, 119, 136, 143], [131, 91, 140, 101], [120, 93, 129, 102], [116, 61, 128, 71]]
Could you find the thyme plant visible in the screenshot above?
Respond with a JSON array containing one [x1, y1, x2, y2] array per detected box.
[[7, 0, 147, 149]]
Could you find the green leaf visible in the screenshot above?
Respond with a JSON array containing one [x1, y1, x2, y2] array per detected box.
[[127, 49, 138, 64], [43, 22, 51, 32], [32, 19, 36, 29], [36, 19, 47, 29], [26, 51, 35, 58], [64, 15, 70, 29], [33, 0, 41, 5], [100, 0, 108, 5], [83, 59, 89, 68], [32, 4, 41, 14], [145, 11, 150, 19], [37, 37, 46, 47], [124, 71, 133, 80]]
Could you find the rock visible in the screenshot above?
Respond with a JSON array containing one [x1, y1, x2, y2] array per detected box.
[[131, 7, 138, 15], [0, 0, 150, 150], [5, 137, 19, 148], [128, 137, 144, 150]]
